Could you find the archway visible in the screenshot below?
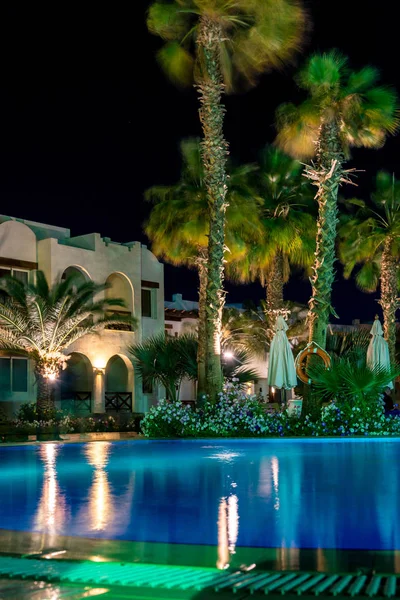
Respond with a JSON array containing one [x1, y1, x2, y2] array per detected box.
[[105, 354, 134, 412], [105, 272, 134, 330], [60, 352, 93, 414], [61, 265, 91, 286]]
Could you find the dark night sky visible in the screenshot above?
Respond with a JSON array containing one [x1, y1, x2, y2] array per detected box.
[[0, 2, 397, 323]]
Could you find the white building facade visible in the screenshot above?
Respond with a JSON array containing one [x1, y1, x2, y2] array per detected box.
[[0, 215, 164, 417], [164, 293, 269, 401]]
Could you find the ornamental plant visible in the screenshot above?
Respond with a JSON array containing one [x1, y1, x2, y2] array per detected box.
[[148, 0, 306, 401], [277, 51, 399, 351], [338, 171, 400, 363], [141, 381, 400, 438]]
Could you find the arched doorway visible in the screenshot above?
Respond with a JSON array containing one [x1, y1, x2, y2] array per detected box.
[[60, 352, 93, 414], [105, 355, 134, 413], [61, 265, 90, 286], [105, 272, 134, 331]]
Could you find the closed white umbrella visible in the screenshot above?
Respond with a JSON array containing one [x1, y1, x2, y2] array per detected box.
[[268, 316, 297, 390], [367, 316, 393, 389]]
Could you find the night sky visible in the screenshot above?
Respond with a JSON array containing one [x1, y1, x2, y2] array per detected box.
[[0, 2, 397, 323]]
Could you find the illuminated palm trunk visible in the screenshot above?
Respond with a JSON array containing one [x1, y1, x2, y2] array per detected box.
[[196, 250, 207, 401], [197, 16, 229, 401], [380, 237, 398, 364], [35, 370, 54, 417], [308, 119, 343, 349], [265, 251, 284, 339], [304, 119, 343, 417]]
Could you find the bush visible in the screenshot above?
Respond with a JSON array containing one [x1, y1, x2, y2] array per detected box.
[[141, 382, 296, 438], [141, 381, 400, 439], [16, 402, 63, 423]]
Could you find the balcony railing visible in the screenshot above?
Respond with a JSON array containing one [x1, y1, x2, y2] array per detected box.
[[105, 310, 133, 332], [60, 391, 92, 412], [105, 392, 132, 412]]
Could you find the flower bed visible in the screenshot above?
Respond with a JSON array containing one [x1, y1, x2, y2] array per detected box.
[[141, 382, 400, 438], [0, 407, 143, 442]]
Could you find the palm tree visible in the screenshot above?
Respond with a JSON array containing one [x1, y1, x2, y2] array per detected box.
[[130, 332, 258, 401], [147, 0, 306, 399], [228, 145, 316, 337], [338, 171, 400, 363], [130, 334, 197, 402], [221, 307, 269, 358], [276, 51, 398, 349], [0, 271, 136, 417], [145, 137, 261, 398]]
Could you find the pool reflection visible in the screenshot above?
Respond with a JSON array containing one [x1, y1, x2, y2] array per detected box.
[[217, 493, 239, 569], [34, 444, 67, 543], [1, 439, 400, 561], [84, 442, 114, 531], [76, 442, 134, 536]]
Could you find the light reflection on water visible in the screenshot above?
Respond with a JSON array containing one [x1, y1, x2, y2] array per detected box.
[[34, 444, 67, 544], [2, 439, 400, 559]]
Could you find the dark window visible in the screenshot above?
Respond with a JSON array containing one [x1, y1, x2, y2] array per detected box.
[[12, 359, 28, 392], [0, 358, 28, 393], [0, 358, 11, 392], [142, 380, 153, 394], [13, 270, 28, 285], [141, 288, 152, 318], [0, 268, 11, 279]]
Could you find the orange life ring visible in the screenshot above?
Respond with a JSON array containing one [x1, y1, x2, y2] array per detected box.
[[295, 343, 331, 384]]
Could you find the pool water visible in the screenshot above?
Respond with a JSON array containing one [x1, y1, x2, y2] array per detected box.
[[1, 439, 400, 555]]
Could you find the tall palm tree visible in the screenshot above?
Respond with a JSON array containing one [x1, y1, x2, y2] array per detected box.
[[228, 145, 316, 337], [147, 0, 306, 399], [276, 51, 398, 349], [338, 171, 400, 363], [0, 271, 136, 416], [145, 137, 261, 398]]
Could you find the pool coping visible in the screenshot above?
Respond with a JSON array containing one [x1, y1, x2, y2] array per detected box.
[[2, 434, 400, 447], [0, 554, 400, 598], [2, 529, 400, 575]]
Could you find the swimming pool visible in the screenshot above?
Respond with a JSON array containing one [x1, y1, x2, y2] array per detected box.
[[1, 439, 400, 570]]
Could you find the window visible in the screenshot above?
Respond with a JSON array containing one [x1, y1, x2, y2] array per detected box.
[[0, 358, 28, 393], [141, 288, 153, 318], [0, 268, 29, 285], [142, 380, 153, 394], [13, 270, 29, 285]]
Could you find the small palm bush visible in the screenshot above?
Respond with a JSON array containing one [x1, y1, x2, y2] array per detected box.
[[129, 334, 197, 402], [307, 358, 400, 410]]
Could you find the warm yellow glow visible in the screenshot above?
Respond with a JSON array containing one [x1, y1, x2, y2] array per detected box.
[[84, 443, 113, 531], [34, 443, 67, 541], [81, 589, 110, 598], [271, 386, 275, 393], [47, 373, 57, 381], [217, 498, 229, 570], [93, 358, 107, 370], [217, 494, 239, 569]]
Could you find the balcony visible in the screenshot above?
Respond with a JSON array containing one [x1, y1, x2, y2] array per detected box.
[[105, 392, 133, 412], [105, 310, 133, 332]]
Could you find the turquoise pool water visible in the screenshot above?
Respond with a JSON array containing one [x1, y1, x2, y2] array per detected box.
[[0, 439, 399, 554]]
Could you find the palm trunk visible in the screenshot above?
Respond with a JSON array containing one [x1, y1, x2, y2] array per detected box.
[[197, 16, 229, 402], [36, 371, 54, 418], [308, 119, 344, 349], [196, 249, 208, 402], [303, 119, 344, 418], [380, 237, 398, 364], [265, 251, 284, 339]]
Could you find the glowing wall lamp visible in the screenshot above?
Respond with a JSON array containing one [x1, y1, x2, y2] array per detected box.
[[93, 359, 106, 375]]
